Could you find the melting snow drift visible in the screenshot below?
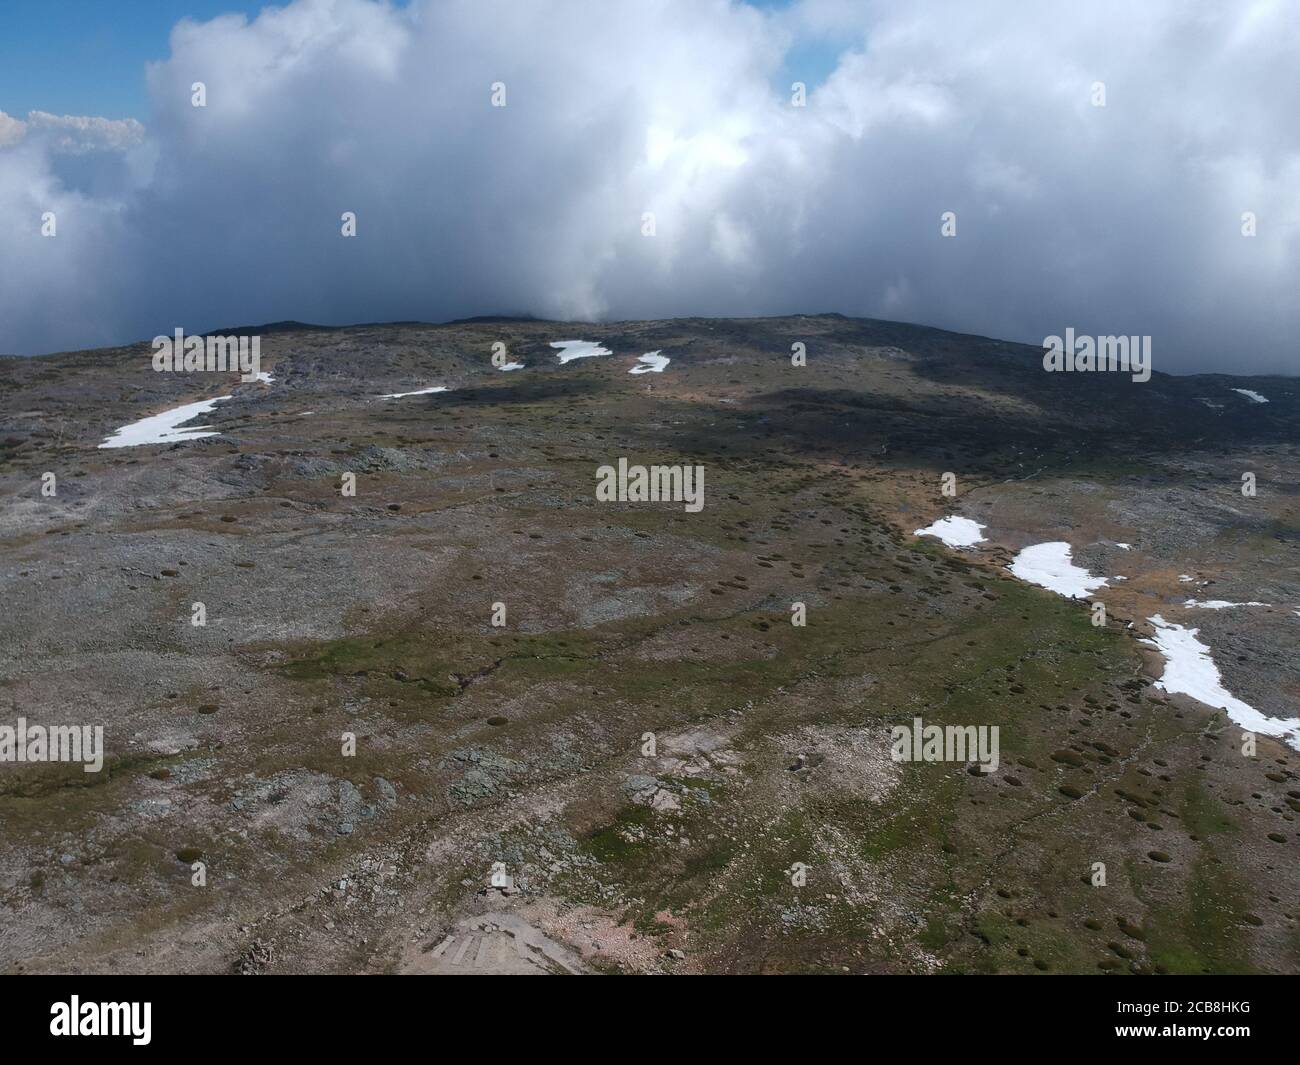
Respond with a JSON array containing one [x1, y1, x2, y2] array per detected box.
[[551, 340, 611, 364], [1184, 599, 1270, 610], [1231, 388, 1268, 403], [1144, 615, 1300, 750], [99, 396, 232, 449], [1008, 542, 1108, 599], [629, 351, 670, 374], [914, 516, 986, 549], [379, 386, 449, 398]]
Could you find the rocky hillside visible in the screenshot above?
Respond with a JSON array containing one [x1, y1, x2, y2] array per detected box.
[[1, 315, 1297, 974]]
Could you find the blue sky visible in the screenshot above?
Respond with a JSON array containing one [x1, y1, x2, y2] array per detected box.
[[0, 0, 841, 121], [0, 1, 305, 119]]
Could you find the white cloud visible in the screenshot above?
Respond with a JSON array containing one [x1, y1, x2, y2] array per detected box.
[[0, 110, 145, 153], [0, 0, 1297, 373], [0, 112, 27, 149], [25, 112, 146, 154]]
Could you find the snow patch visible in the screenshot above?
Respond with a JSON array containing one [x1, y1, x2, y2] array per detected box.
[[1144, 615, 1299, 750], [98, 366, 275, 448], [629, 351, 670, 374], [98, 396, 232, 449], [551, 340, 611, 364], [379, 386, 450, 398], [1183, 599, 1270, 610], [1232, 388, 1268, 403], [1008, 541, 1107, 599], [914, 516, 986, 549]]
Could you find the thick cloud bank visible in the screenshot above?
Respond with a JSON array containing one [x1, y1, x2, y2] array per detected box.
[[2, 0, 1298, 373]]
